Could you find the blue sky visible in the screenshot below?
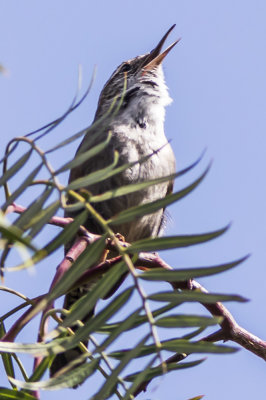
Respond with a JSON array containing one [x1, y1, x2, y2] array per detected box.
[[1, 1, 266, 399]]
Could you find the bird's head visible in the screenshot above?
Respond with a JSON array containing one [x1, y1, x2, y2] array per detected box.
[[94, 25, 180, 119]]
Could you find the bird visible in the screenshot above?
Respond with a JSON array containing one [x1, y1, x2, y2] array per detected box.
[[50, 24, 178, 380]]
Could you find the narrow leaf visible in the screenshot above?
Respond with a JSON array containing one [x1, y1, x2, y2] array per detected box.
[[42, 209, 89, 255], [46, 236, 106, 301], [55, 132, 112, 174], [66, 287, 133, 347], [125, 359, 204, 382], [28, 356, 51, 382], [67, 151, 119, 190], [9, 354, 29, 382], [0, 388, 37, 400], [45, 286, 134, 355], [9, 358, 99, 390], [6, 201, 69, 271], [126, 225, 230, 253], [66, 145, 201, 213], [123, 356, 156, 400], [0, 289, 133, 358], [0, 150, 32, 187], [59, 260, 128, 329], [94, 334, 149, 400], [155, 314, 222, 328], [34, 68, 96, 144], [0, 340, 66, 356], [99, 303, 175, 334], [2, 164, 43, 211], [67, 140, 177, 193], [96, 308, 141, 354], [28, 201, 60, 238], [149, 291, 248, 303], [0, 218, 37, 251], [109, 165, 209, 225], [90, 171, 179, 203], [12, 237, 106, 325], [15, 188, 53, 230], [0, 322, 16, 388], [110, 339, 237, 360], [138, 256, 249, 282], [46, 126, 89, 153]]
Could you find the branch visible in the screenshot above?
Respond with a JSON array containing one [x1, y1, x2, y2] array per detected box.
[[4, 205, 266, 360], [3, 203, 266, 399], [190, 280, 266, 360]]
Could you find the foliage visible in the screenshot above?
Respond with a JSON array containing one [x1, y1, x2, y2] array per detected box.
[[0, 80, 246, 399]]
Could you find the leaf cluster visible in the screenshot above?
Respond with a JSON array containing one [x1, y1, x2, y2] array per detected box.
[[0, 78, 247, 399]]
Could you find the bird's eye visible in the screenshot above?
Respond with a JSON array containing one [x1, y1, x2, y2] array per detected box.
[[121, 63, 131, 72]]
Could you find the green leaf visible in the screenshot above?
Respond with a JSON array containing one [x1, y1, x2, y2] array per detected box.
[[0, 340, 65, 356], [42, 209, 89, 255], [14, 188, 53, 230], [7, 237, 106, 335], [0, 290, 133, 358], [94, 145, 207, 209], [45, 101, 112, 155], [66, 145, 201, 213], [126, 225, 230, 253], [65, 287, 133, 347], [58, 260, 128, 330], [90, 171, 179, 203], [28, 200, 60, 238], [8, 203, 85, 271], [55, 132, 112, 174], [0, 388, 37, 400], [155, 314, 222, 328], [45, 236, 106, 302], [125, 358, 204, 382], [2, 163, 43, 211], [9, 358, 99, 390], [148, 290, 248, 303], [95, 308, 141, 354], [99, 303, 175, 334], [28, 356, 51, 382], [110, 339, 237, 360], [20, 287, 135, 358], [123, 356, 156, 400], [67, 151, 119, 190], [0, 322, 16, 388], [108, 164, 210, 226], [94, 334, 150, 400], [67, 140, 178, 194], [46, 126, 89, 153], [0, 300, 29, 322], [138, 256, 249, 282], [35, 68, 96, 144], [0, 150, 32, 187], [0, 214, 37, 251], [9, 354, 29, 382], [21, 236, 107, 323]]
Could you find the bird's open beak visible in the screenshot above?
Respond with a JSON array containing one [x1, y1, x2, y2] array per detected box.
[[142, 24, 181, 74]]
